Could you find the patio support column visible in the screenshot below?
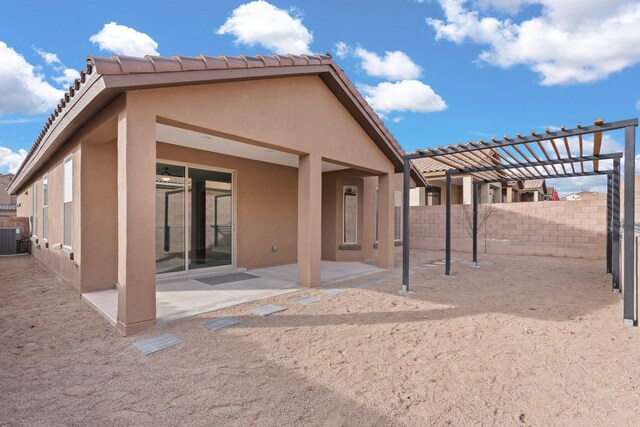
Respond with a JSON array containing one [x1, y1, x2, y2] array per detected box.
[[377, 172, 395, 270], [297, 153, 322, 287], [116, 102, 156, 335], [607, 174, 613, 274], [445, 171, 452, 276], [623, 126, 636, 326], [612, 159, 621, 293], [401, 157, 410, 293]]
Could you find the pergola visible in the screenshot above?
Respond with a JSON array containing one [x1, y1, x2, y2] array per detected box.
[[401, 118, 638, 326]]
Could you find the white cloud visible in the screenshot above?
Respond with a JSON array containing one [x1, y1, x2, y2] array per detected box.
[[90, 22, 159, 57], [34, 48, 61, 66], [0, 146, 27, 174], [334, 41, 350, 59], [33, 46, 80, 89], [427, 0, 640, 85], [217, 1, 313, 54], [636, 100, 640, 110], [535, 133, 639, 196], [354, 47, 422, 80], [53, 68, 81, 88], [0, 42, 63, 115], [359, 80, 447, 113]]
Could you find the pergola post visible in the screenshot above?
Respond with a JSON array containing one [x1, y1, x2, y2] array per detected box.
[[401, 157, 410, 293], [472, 181, 478, 266], [612, 159, 621, 292], [445, 171, 452, 276], [606, 174, 612, 274], [623, 126, 636, 326]]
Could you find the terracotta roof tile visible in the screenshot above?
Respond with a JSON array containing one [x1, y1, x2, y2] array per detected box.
[[174, 55, 207, 71], [146, 55, 183, 72], [412, 157, 454, 173], [522, 179, 544, 190]]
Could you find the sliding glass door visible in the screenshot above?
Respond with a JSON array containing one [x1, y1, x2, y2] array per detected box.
[[188, 168, 233, 270], [156, 163, 186, 274], [155, 162, 234, 276]]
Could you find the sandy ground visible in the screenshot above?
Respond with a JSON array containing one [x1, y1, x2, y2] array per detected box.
[[1, 252, 640, 426]]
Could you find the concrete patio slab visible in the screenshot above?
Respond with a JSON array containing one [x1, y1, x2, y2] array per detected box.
[[83, 261, 384, 327]]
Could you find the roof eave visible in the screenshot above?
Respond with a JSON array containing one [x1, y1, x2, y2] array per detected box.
[[7, 72, 108, 194]]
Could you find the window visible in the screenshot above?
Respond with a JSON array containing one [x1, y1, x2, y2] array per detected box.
[[342, 186, 357, 244], [374, 189, 378, 243], [394, 191, 402, 241], [32, 184, 38, 237], [426, 186, 441, 206], [42, 175, 48, 240], [63, 156, 72, 248]]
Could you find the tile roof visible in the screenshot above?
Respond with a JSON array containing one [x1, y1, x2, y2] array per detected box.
[[12, 53, 426, 190], [522, 179, 545, 190], [411, 157, 453, 173], [89, 54, 333, 74]]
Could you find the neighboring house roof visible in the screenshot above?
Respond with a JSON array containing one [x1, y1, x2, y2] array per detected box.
[[8, 54, 427, 194], [412, 157, 453, 173], [522, 179, 545, 190]]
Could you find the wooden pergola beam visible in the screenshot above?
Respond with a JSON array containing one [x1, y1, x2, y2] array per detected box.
[[593, 118, 604, 171]]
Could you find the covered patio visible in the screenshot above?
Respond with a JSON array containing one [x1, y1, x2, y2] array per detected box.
[[83, 260, 384, 325]]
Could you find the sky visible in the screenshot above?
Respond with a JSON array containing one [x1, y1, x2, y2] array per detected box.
[[1, 0, 639, 195]]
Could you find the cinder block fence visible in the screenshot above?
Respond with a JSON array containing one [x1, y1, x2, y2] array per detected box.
[[410, 197, 608, 259]]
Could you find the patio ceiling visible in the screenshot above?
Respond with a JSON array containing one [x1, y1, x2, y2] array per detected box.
[[157, 123, 348, 172]]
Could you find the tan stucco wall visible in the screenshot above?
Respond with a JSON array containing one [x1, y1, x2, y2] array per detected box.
[[16, 140, 81, 290], [136, 75, 395, 175], [80, 140, 118, 293]]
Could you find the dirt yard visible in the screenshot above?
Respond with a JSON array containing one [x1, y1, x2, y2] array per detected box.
[[1, 252, 639, 426]]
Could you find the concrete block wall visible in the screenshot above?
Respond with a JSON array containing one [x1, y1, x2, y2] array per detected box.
[[410, 198, 608, 259]]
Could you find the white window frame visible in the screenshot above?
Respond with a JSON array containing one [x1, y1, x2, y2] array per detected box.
[[42, 174, 48, 241], [342, 185, 358, 245], [63, 155, 73, 249], [32, 183, 38, 238], [394, 191, 402, 242]]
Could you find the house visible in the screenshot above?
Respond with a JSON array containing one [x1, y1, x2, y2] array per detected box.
[[0, 173, 17, 217], [518, 179, 547, 201], [7, 53, 425, 334], [562, 191, 603, 201], [409, 157, 549, 205]]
